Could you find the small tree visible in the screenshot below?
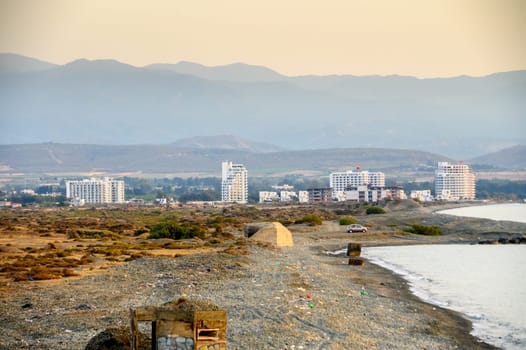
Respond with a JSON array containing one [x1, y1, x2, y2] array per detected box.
[[339, 216, 357, 225]]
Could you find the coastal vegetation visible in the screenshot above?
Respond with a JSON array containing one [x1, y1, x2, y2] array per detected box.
[[403, 224, 442, 236], [0, 205, 338, 283], [147, 222, 206, 240], [295, 214, 323, 226], [366, 206, 386, 215], [339, 216, 358, 225]]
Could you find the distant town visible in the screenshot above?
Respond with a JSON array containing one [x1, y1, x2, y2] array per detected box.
[[1, 161, 481, 208]]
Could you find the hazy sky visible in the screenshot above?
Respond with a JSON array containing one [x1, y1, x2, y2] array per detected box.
[[1, 0, 525, 77]]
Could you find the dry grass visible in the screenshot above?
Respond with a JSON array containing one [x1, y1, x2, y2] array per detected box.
[[0, 204, 365, 282]]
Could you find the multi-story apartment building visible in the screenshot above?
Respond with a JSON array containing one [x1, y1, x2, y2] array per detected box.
[[410, 190, 434, 202], [344, 185, 406, 202], [330, 169, 386, 201], [434, 162, 476, 200], [221, 161, 248, 203], [307, 188, 333, 203], [298, 191, 309, 203], [65, 177, 125, 204], [330, 170, 386, 193]]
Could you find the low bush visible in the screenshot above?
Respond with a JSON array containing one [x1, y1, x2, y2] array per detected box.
[[366, 206, 386, 215], [403, 224, 442, 236], [295, 214, 323, 226], [339, 216, 357, 225], [147, 221, 206, 240]]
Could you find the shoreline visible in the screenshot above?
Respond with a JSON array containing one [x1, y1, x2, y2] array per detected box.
[[319, 236, 501, 350], [353, 254, 499, 350], [1, 233, 502, 349], [359, 250, 498, 349]]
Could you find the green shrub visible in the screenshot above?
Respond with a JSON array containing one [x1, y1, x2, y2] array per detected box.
[[366, 206, 386, 215], [402, 227, 415, 233], [296, 214, 323, 226], [147, 221, 206, 240], [404, 224, 441, 236], [207, 216, 237, 225], [339, 216, 357, 225]]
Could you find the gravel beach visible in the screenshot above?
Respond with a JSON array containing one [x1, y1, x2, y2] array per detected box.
[[0, 222, 501, 350]]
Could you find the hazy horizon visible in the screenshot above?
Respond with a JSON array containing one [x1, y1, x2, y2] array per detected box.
[[3, 52, 526, 79], [1, 0, 525, 78]]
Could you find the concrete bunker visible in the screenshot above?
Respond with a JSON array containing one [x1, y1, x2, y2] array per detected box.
[[244, 222, 294, 247], [130, 298, 227, 350]]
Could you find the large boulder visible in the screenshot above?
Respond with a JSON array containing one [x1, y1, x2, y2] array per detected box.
[[85, 326, 151, 350], [245, 222, 294, 247]]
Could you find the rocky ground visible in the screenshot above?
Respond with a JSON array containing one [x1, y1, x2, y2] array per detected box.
[[0, 201, 524, 349]]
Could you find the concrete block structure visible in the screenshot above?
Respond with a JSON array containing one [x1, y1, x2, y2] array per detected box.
[[130, 298, 227, 350]]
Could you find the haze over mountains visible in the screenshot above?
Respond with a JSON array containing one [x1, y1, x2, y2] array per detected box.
[[0, 141, 453, 175], [1, 53, 525, 159]]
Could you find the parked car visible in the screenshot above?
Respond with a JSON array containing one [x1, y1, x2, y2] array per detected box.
[[347, 224, 367, 233]]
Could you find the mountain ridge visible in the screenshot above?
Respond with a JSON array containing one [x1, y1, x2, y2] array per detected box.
[[0, 53, 57, 74]]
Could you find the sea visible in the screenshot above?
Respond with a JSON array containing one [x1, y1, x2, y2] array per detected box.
[[436, 203, 526, 224], [362, 204, 526, 350]]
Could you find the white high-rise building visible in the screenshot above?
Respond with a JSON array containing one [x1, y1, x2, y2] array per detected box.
[[221, 161, 248, 203], [434, 162, 476, 200], [330, 170, 385, 193], [65, 177, 125, 204]]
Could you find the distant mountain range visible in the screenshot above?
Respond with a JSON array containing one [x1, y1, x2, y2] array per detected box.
[[0, 141, 451, 175], [0, 139, 524, 176], [0, 53, 525, 159]]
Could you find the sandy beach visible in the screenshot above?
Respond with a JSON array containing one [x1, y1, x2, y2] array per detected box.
[[2, 203, 518, 349]]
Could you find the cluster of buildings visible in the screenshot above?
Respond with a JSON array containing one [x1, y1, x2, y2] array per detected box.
[[329, 168, 406, 202], [255, 162, 476, 204], [58, 161, 475, 206], [259, 185, 309, 203], [290, 168, 407, 203]]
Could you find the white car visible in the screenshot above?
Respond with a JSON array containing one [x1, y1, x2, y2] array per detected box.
[[347, 224, 367, 233]]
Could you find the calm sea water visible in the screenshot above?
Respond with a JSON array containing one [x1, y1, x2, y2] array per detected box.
[[437, 203, 526, 223], [362, 245, 526, 350]]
